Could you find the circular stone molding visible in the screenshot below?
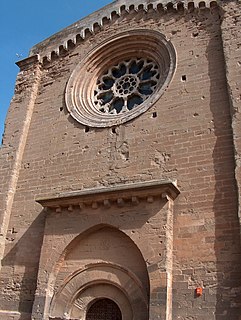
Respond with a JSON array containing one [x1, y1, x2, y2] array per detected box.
[[49, 263, 148, 319], [65, 30, 176, 127]]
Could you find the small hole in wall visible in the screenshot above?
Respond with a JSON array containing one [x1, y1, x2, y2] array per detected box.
[[59, 106, 63, 111], [129, 4, 135, 11], [199, 1, 206, 8], [85, 126, 90, 133], [188, 2, 195, 10], [192, 32, 199, 38], [181, 75, 187, 82], [112, 127, 117, 134], [147, 3, 154, 10], [210, 1, 218, 8], [152, 112, 157, 118]]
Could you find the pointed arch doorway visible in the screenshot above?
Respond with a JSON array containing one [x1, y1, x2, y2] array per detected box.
[[86, 298, 122, 320]]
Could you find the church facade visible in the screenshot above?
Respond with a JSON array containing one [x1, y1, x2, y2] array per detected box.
[[0, 0, 241, 319]]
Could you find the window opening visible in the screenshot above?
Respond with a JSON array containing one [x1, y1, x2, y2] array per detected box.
[[94, 58, 160, 115]]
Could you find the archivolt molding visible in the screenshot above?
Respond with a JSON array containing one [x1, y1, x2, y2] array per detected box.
[[49, 263, 148, 320], [70, 284, 132, 320], [17, 0, 219, 69]]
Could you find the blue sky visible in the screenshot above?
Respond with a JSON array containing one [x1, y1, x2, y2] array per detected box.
[[0, 0, 113, 142]]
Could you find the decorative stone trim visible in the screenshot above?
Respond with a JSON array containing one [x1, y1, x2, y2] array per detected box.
[[49, 263, 148, 320], [65, 29, 176, 127], [94, 58, 161, 115], [36, 179, 180, 211], [15, 55, 40, 71], [26, 0, 219, 66]]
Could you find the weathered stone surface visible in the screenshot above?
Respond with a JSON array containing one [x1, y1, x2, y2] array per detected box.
[[0, 1, 241, 319]]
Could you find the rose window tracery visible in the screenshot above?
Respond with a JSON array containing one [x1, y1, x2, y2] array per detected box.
[[94, 58, 160, 114], [65, 30, 176, 127]]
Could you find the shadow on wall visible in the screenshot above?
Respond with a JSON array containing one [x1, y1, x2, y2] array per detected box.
[[1, 199, 164, 319], [206, 19, 241, 319], [1, 210, 46, 320], [49, 225, 150, 320]]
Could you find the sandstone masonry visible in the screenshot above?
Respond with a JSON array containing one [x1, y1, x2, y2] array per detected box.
[[0, 0, 241, 319]]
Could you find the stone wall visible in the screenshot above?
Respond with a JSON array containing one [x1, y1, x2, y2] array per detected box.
[[0, 2, 241, 319]]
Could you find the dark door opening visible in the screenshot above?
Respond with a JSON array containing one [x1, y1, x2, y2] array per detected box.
[[86, 298, 122, 320]]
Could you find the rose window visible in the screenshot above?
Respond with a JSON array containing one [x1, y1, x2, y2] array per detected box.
[[65, 30, 176, 127], [94, 58, 160, 115]]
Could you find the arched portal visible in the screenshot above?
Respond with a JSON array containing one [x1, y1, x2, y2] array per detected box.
[[86, 298, 122, 320], [49, 225, 149, 320]]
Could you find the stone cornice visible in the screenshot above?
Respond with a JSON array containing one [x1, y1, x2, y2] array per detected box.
[[36, 179, 180, 212], [15, 0, 220, 68], [15, 55, 40, 71]]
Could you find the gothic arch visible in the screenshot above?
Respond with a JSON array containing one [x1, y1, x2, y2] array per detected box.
[[48, 225, 150, 320]]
